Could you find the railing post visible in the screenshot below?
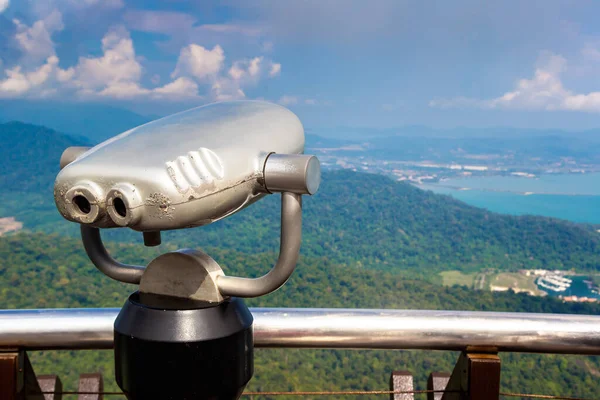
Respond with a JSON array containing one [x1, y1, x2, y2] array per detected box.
[[389, 370, 414, 400], [441, 351, 501, 400], [37, 375, 62, 400], [0, 351, 21, 400], [427, 372, 451, 400], [77, 373, 104, 400], [0, 350, 45, 400]]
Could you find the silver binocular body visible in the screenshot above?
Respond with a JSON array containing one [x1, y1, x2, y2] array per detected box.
[[54, 101, 320, 232]]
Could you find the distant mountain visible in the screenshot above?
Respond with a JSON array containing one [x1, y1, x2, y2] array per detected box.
[[361, 134, 600, 162], [0, 100, 154, 143], [310, 125, 600, 140], [0, 122, 90, 193], [305, 133, 359, 149], [307, 127, 600, 163]]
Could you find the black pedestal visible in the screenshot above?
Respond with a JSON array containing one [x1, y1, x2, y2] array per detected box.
[[114, 292, 254, 400]]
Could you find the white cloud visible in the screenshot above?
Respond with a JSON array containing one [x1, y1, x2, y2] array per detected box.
[[71, 27, 142, 92], [72, 0, 123, 8], [0, 0, 9, 14], [153, 77, 199, 98], [227, 57, 280, 83], [430, 49, 600, 113], [278, 96, 321, 106], [0, 67, 30, 95], [13, 10, 64, 64], [172, 44, 224, 81], [198, 24, 262, 37], [70, 28, 202, 101], [97, 81, 149, 99], [0, 55, 72, 97], [278, 95, 298, 106], [248, 57, 261, 76], [0, 12, 281, 103], [228, 57, 263, 81], [201, 55, 281, 101], [211, 78, 245, 101], [39, 0, 123, 12], [269, 63, 281, 77], [0, 25, 150, 100], [124, 10, 197, 35]]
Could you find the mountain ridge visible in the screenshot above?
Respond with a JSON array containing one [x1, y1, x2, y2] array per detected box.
[[0, 100, 153, 143]]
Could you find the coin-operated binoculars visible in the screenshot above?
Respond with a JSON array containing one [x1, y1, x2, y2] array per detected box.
[[54, 101, 321, 400]]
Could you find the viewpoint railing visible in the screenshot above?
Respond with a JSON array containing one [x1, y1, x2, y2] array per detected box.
[[1, 307, 600, 399]]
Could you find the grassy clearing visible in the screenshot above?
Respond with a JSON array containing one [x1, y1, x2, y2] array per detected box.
[[490, 272, 545, 295], [440, 270, 476, 288]]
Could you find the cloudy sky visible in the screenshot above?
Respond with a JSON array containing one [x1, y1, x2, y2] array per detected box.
[[1, 0, 600, 130]]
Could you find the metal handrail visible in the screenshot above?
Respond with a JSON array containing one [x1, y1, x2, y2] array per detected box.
[[1, 308, 600, 354]]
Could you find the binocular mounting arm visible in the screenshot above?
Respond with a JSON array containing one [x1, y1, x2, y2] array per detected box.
[[80, 191, 303, 299], [217, 192, 301, 298], [81, 226, 145, 284]]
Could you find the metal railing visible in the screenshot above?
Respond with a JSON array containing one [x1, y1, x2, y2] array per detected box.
[[2, 308, 600, 399], [1, 307, 600, 354]]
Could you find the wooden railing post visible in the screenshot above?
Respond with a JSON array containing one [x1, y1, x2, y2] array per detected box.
[[0, 350, 46, 400], [0, 351, 21, 400], [441, 351, 501, 400], [77, 373, 104, 400], [427, 372, 451, 400], [37, 375, 62, 400], [389, 370, 414, 400]]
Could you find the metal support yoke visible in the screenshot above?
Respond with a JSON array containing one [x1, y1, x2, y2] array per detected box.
[[80, 192, 302, 299], [217, 192, 301, 297]]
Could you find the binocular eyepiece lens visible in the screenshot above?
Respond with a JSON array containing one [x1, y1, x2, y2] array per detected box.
[[113, 198, 127, 218], [73, 195, 91, 215]]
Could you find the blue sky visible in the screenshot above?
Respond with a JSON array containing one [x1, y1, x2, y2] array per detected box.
[[1, 0, 600, 130]]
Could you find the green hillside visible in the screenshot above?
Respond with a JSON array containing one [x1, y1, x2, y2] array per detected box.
[[0, 122, 90, 193], [1, 233, 599, 398]]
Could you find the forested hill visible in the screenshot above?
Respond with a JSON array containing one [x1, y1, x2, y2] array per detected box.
[[2, 232, 600, 397], [0, 122, 90, 192], [2, 121, 600, 275]]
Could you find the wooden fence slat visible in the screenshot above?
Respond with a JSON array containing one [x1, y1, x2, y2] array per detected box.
[[389, 370, 414, 400], [77, 373, 103, 400], [427, 372, 451, 400], [36, 375, 62, 400]]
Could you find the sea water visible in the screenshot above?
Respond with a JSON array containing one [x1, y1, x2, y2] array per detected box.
[[538, 276, 600, 300], [421, 173, 600, 224]]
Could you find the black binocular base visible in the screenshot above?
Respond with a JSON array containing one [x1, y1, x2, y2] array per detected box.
[[114, 292, 254, 400]]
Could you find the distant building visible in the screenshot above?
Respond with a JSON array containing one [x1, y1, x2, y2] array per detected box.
[[511, 172, 536, 178], [561, 296, 598, 303], [463, 165, 488, 171]]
